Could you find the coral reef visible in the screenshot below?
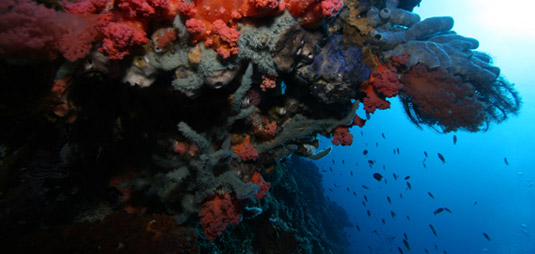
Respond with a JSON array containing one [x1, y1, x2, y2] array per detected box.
[[0, 0, 521, 252]]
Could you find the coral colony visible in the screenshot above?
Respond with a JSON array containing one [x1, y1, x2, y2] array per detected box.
[[0, 0, 521, 252]]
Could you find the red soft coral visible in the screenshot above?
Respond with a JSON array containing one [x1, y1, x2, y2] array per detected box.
[[362, 85, 391, 114], [331, 126, 353, 146], [369, 65, 403, 97], [251, 172, 270, 199], [198, 193, 241, 241], [284, 0, 343, 28]]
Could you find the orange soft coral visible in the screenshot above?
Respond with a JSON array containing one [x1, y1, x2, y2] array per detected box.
[[283, 0, 343, 28]]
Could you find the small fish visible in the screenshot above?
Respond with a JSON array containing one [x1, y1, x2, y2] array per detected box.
[[393, 173, 398, 180], [356, 225, 360, 232], [424, 151, 428, 158], [422, 162, 427, 168], [437, 153, 446, 163], [482, 232, 491, 241], [346, 187, 350, 192], [367, 210, 371, 217], [387, 196, 392, 204], [353, 191, 357, 197], [333, 183, 338, 188], [504, 157, 509, 166], [403, 238, 411, 250], [373, 230, 378, 235], [406, 215, 410, 221], [424, 249, 429, 254], [453, 135, 457, 145], [397, 148, 400, 154], [322, 169, 328, 173], [373, 173, 383, 181], [376, 142, 379, 147], [382, 133, 386, 139], [398, 247, 404, 254], [364, 195, 368, 202], [435, 244, 438, 250], [360, 131, 363, 136], [362, 185, 369, 190], [368, 160, 375, 165], [383, 165, 386, 170], [382, 218, 386, 224], [355, 162, 359, 167], [429, 224, 438, 237], [433, 208, 445, 215], [400, 193, 403, 199], [332, 159, 335, 164], [329, 167, 333, 172], [444, 207, 452, 214], [385, 178, 388, 184], [391, 210, 396, 219], [362, 201, 366, 207], [404, 176, 410, 180], [474, 201, 478, 205], [403, 233, 408, 240], [393, 149, 396, 154], [342, 160, 345, 165], [328, 188, 333, 192], [428, 192, 435, 199], [363, 150, 368, 155], [406, 182, 412, 190], [350, 171, 353, 176]]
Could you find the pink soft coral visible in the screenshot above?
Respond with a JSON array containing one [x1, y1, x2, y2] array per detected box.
[[198, 193, 241, 241], [0, 0, 99, 61], [251, 172, 270, 199]]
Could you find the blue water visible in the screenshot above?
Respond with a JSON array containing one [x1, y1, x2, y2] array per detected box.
[[314, 1, 535, 253]]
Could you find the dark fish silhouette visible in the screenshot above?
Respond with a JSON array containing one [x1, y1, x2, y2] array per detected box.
[[504, 157, 509, 166], [444, 207, 452, 214], [382, 133, 385, 139], [396, 148, 400, 154], [400, 193, 403, 199], [385, 178, 388, 184], [435, 244, 438, 250], [363, 149, 368, 155], [362, 201, 366, 207], [406, 182, 412, 190], [342, 160, 345, 165], [391, 210, 396, 219], [381, 218, 385, 224], [433, 208, 444, 215], [424, 151, 428, 158], [404, 176, 410, 180], [356, 225, 360, 232], [322, 170, 328, 173], [429, 224, 438, 237], [482, 232, 491, 241], [376, 142, 379, 147], [332, 159, 335, 164], [383, 165, 386, 170], [403, 238, 411, 250], [398, 247, 404, 254], [367, 210, 371, 217], [387, 196, 391, 204], [373, 230, 378, 235], [329, 167, 333, 172], [422, 162, 427, 168], [406, 215, 410, 221], [328, 188, 333, 192], [346, 187, 350, 192], [424, 249, 429, 254], [352, 191, 357, 197], [403, 233, 408, 240], [453, 135, 457, 145], [437, 153, 446, 163], [393, 149, 396, 154], [393, 173, 398, 180], [373, 173, 383, 181], [428, 192, 435, 199], [364, 195, 368, 202], [362, 185, 369, 190], [350, 171, 353, 176], [474, 201, 478, 205], [368, 160, 375, 165], [360, 131, 363, 136]]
